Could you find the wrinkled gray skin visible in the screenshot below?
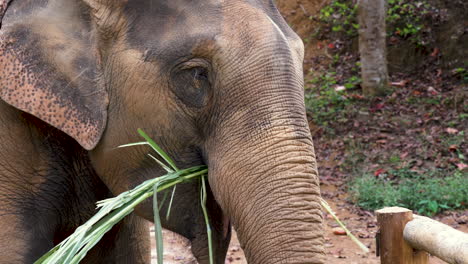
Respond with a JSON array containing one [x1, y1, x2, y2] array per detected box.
[[0, 0, 324, 263]]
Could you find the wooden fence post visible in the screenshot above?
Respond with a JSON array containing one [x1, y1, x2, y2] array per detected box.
[[375, 207, 428, 264]]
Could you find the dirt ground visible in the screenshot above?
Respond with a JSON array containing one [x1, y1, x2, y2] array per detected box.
[[150, 184, 467, 264]]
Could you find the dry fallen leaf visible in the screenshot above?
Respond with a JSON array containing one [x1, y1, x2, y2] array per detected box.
[[445, 127, 459, 134], [335, 85, 346, 92], [449, 145, 458, 152], [391, 80, 408, 87], [332, 227, 347, 236], [427, 86, 438, 95]]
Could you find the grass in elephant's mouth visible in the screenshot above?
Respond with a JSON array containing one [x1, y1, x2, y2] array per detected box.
[[35, 129, 214, 264], [35, 129, 368, 264]]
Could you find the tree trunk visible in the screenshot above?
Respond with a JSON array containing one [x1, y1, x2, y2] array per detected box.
[[357, 0, 389, 96]]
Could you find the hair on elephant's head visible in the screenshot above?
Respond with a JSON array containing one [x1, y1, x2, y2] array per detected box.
[[0, 0, 324, 263]]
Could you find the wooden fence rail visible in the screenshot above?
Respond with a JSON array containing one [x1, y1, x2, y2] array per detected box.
[[376, 207, 468, 264]]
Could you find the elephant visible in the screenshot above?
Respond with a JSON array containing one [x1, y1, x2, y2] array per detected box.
[[0, 0, 325, 263]]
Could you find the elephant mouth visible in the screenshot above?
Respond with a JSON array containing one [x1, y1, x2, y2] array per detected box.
[[222, 214, 230, 239], [203, 177, 232, 239]]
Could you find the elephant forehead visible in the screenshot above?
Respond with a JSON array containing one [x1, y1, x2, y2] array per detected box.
[[124, 0, 223, 53], [122, 0, 299, 59], [217, 1, 304, 61]]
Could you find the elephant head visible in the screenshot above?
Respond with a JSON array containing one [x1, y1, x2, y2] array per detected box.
[[0, 0, 324, 263]]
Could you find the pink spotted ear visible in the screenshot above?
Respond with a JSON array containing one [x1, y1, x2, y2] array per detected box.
[[0, 3, 108, 150]]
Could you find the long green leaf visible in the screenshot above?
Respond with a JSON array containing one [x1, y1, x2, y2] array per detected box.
[[153, 184, 164, 264], [138, 129, 179, 171], [34, 246, 59, 264], [200, 176, 214, 264], [117, 142, 148, 148], [166, 185, 177, 221], [158, 189, 170, 211], [148, 154, 174, 173]]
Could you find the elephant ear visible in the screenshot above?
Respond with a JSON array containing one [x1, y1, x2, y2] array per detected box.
[[0, 0, 108, 150]]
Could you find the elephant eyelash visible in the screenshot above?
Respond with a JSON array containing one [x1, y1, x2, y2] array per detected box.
[[192, 67, 209, 81]]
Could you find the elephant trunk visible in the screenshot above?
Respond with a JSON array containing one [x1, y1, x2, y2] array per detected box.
[[205, 34, 325, 262], [207, 136, 324, 263]]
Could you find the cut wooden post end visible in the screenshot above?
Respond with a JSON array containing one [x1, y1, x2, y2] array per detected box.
[[376, 207, 428, 264]]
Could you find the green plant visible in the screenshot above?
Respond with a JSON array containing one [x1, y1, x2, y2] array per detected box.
[[304, 72, 363, 132], [388, 155, 401, 164], [386, 0, 438, 46], [305, 73, 350, 129], [349, 169, 468, 216], [344, 75, 361, 89], [453, 67, 468, 83], [459, 113, 468, 120]]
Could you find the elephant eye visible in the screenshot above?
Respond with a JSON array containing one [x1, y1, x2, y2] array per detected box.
[[172, 66, 211, 108]]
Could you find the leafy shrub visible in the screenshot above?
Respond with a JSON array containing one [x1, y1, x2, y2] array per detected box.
[[314, 0, 440, 46], [318, 1, 359, 37], [304, 72, 354, 130]]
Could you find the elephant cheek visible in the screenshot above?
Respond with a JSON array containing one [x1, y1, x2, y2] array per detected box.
[[134, 201, 154, 222]]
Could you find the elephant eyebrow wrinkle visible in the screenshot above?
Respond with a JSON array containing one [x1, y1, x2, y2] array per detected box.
[[142, 48, 171, 62]]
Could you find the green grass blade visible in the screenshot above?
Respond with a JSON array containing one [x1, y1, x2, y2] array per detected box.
[[36, 180, 156, 264], [153, 183, 164, 264], [69, 187, 157, 263], [156, 169, 208, 191], [148, 154, 174, 173], [67, 191, 152, 263], [62, 230, 87, 263], [34, 246, 59, 264], [138, 129, 179, 171], [117, 142, 148, 148], [200, 176, 214, 264], [166, 185, 177, 221], [70, 228, 109, 264], [158, 190, 169, 211], [320, 198, 369, 253], [46, 225, 91, 264]]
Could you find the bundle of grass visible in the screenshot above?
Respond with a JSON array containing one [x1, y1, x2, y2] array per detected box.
[[35, 129, 367, 264], [35, 129, 213, 264]]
